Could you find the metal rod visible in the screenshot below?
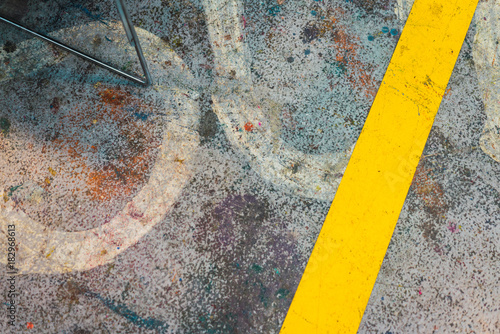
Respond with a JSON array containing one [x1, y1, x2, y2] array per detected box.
[[0, 12, 151, 86], [115, 0, 152, 85]]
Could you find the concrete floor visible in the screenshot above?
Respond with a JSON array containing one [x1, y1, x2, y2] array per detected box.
[[0, 0, 499, 333]]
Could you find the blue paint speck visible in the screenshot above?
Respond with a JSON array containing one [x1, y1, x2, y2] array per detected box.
[[133, 112, 149, 121], [368, 35, 374, 41], [390, 28, 399, 36], [304, 49, 311, 55], [311, 10, 317, 16], [267, 5, 281, 16], [382, 26, 389, 33], [86, 291, 168, 332]]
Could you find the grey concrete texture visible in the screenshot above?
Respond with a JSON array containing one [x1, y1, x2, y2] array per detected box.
[[0, 0, 498, 333]]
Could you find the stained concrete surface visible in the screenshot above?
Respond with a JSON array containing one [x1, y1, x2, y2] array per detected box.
[[0, 0, 498, 333]]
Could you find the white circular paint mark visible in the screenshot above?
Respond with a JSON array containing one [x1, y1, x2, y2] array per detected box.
[[0, 22, 200, 274], [203, 0, 354, 200], [473, 0, 500, 163]]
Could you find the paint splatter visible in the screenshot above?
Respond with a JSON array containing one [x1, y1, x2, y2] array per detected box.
[[0, 116, 11, 135]]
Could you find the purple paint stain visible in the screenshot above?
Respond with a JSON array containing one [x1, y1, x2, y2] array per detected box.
[[192, 194, 301, 329], [447, 222, 458, 233]]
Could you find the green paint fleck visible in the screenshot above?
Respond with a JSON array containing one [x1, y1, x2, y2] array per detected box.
[[7, 184, 22, 197], [121, 61, 133, 71], [324, 60, 347, 77], [0, 117, 10, 135], [276, 288, 290, 299], [251, 264, 263, 273], [258, 283, 269, 307], [205, 281, 212, 293]]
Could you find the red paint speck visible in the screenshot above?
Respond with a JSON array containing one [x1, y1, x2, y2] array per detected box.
[[418, 289, 422, 295], [27, 322, 34, 329], [244, 122, 254, 131]]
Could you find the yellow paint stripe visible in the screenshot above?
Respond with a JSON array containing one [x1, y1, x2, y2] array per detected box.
[[280, 0, 478, 333]]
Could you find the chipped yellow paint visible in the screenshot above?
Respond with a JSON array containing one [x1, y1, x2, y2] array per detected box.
[[280, 0, 478, 332], [49, 167, 57, 176], [46, 247, 56, 259]]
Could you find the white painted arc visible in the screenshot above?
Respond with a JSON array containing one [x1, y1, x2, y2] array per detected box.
[[0, 23, 200, 274], [203, 0, 353, 201]]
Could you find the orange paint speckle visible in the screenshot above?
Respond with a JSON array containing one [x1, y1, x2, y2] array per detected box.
[[27, 322, 34, 329], [412, 165, 447, 215], [98, 87, 129, 106], [244, 122, 254, 131], [46, 85, 161, 202]]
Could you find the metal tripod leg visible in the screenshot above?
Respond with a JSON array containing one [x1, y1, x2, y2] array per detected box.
[[0, 0, 152, 86]]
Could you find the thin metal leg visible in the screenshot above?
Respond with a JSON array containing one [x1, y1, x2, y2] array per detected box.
[[0, 1, 152, 86], [114, 0, 152, 86]]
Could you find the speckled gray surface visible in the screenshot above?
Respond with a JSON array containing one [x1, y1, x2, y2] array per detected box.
[[0, 0, 498, 333], [359, 20, 500, 334]]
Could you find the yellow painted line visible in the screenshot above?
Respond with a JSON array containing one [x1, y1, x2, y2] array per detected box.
[[280, 0, 478, 333]]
